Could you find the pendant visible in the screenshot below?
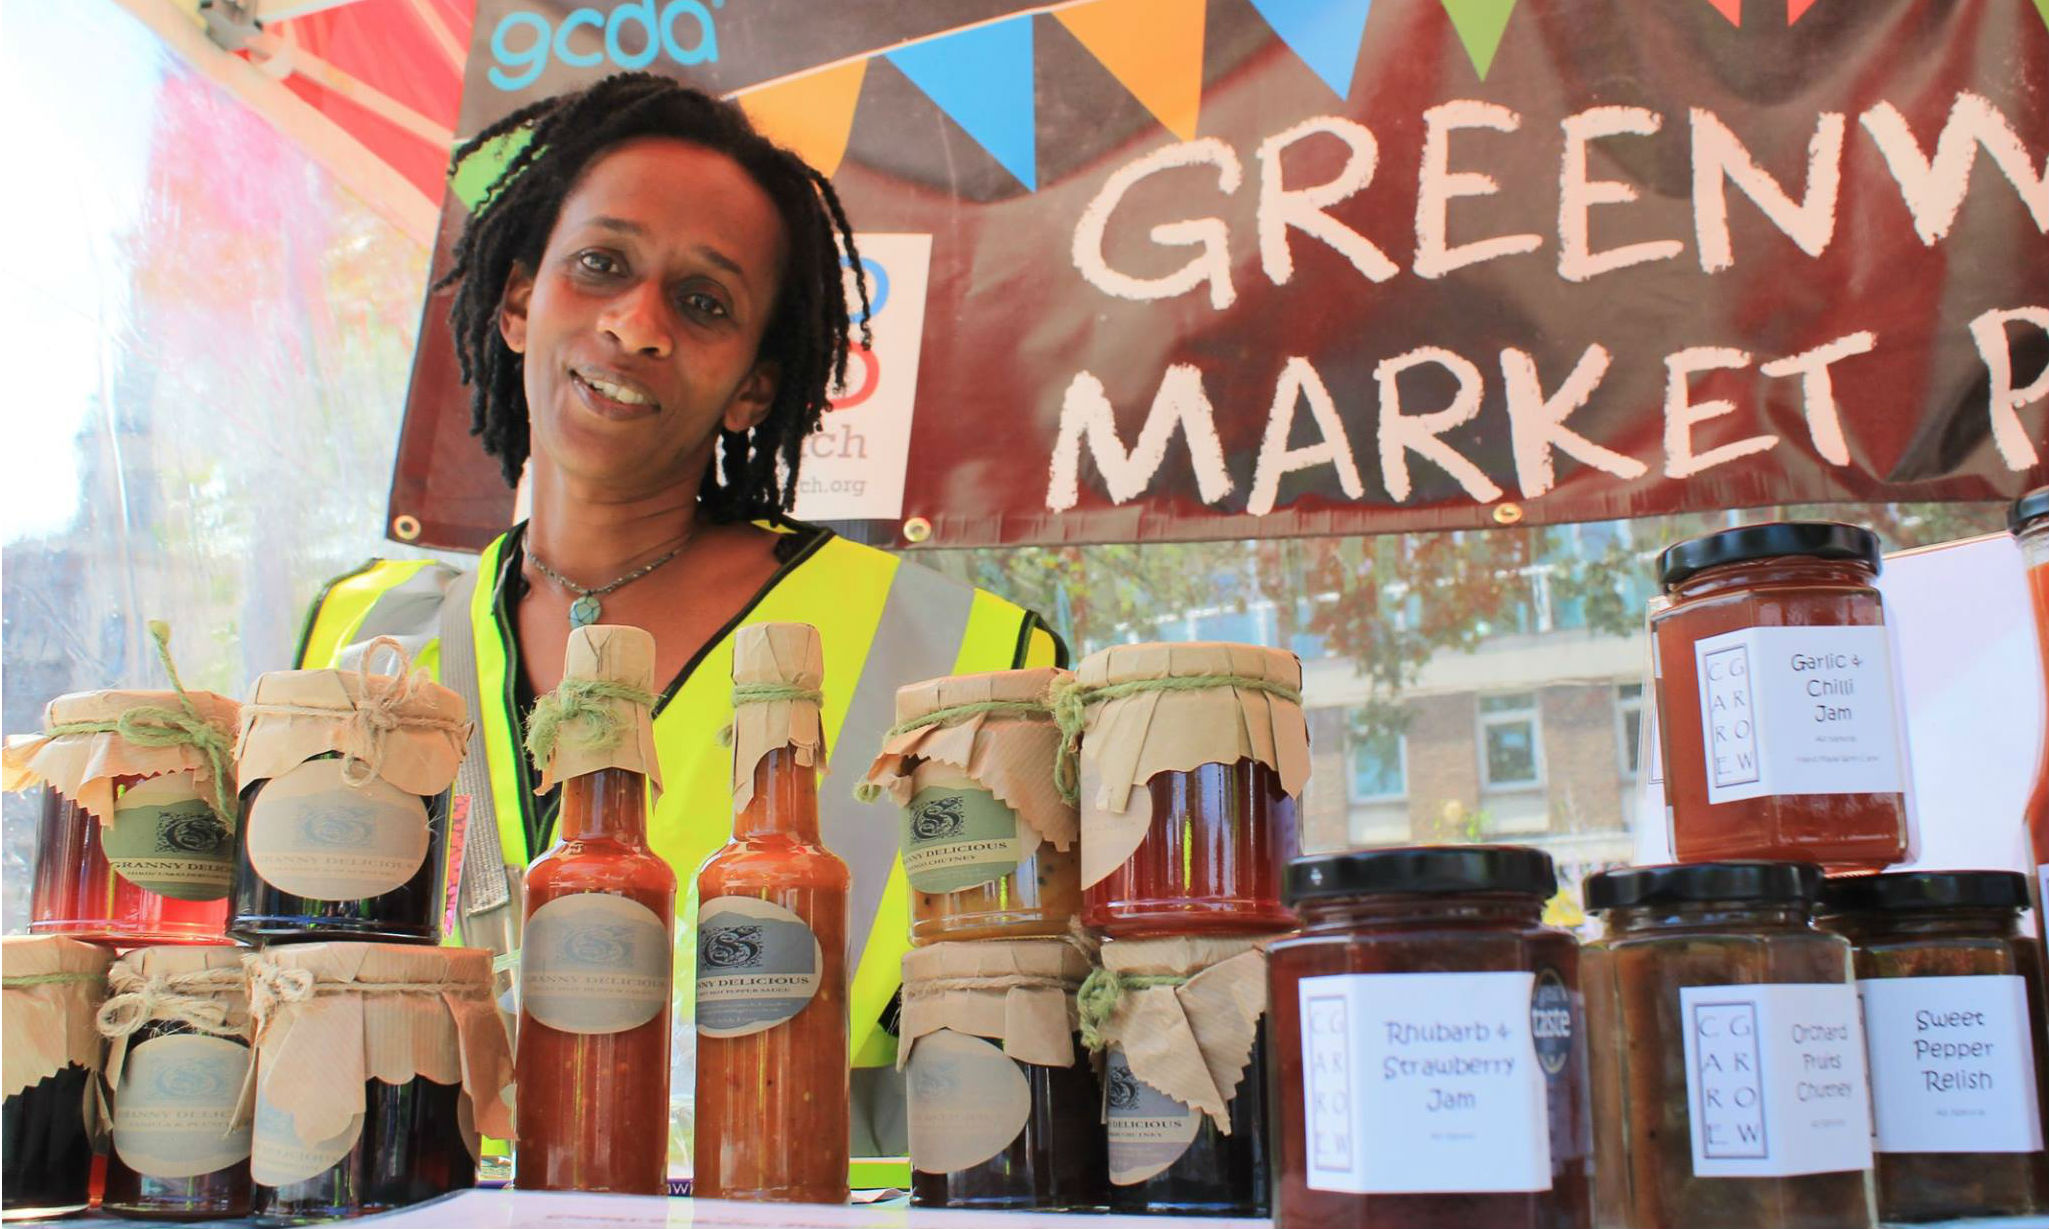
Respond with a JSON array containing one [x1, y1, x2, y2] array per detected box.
[[569, 594, 602, 628]]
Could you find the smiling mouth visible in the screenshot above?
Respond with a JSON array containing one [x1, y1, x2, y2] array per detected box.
[[569, 367, 661, 415]]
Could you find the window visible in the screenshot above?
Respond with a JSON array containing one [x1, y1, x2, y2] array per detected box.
[[1479, 692, 1543, 790], [1347, 716, 1406, 802], [1616, 683, 1644, 779]]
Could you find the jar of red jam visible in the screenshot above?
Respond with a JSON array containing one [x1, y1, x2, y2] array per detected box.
[[5, 688, 241, 945], [1821, 870, 2049, 1223], [1650, 522, 1910, 873], [1269, 845, 1590, 1229], [1, 936, 111, 1221], [863, 669, 1080, 944], [1071, 643, 1308, 938]]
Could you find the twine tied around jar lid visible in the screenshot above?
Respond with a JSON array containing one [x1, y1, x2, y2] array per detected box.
[[1047, 670, 1303, 805], [853, 694, 1053, 805], [525, 678, 658, 765], [245, 957, 486, 1034], [97, 965, 248, 1039], [1077, 966, 1188, 1052], [240, 636, 470, 789]]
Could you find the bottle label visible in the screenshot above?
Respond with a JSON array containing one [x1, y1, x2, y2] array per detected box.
[[900, 786, 1023, 894], [1859, 974, 2045, 1155], [105, 774, 233, 902], [521, 893, 671, 1035], [1298, 970, 1553, 1195], [245, 758, 430, 901], [906, 1029, 1033, 1175], [1680, 982, 1873, 1177], [113, 1033, 252, 1179], [695, 896, 824, 1038], [250, 1084, 362, 1187], [1105, 1047, 1201, 1185], [1692, 625, 1905, 804]]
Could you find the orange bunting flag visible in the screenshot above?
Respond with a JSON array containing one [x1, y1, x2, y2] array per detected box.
[[1705, 0, 1741, 24], [1788, 0, 1820, 21], [735, 60, 869, 178], [1057, 0, 1207, 141]]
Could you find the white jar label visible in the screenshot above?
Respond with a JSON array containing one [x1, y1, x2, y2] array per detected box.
[[522, 893, 671, 1035], [106, 774, 234, 901], [1693, 625, 1905, 804], [250, 1083, 362, 1188], [1299, 971, 1552, 1194], [1860, 974, 2044, 1155], [245, 758, 430, 901], [695, 896, 823, 1038], [113, 1034, 252, 1178], [901, 786, 1023, 894], [906, 1029, 1032, 1175], [1105, 1047, 1201, 1185], [1680, 982, 1873, 1177]]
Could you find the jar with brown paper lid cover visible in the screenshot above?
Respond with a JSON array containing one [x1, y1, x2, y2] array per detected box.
[[862, 668, 1079, 944], [2, 936, 111, 1221]]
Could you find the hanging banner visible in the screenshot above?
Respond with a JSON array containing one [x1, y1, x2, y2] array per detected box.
[[388, 0, 2049, 551]]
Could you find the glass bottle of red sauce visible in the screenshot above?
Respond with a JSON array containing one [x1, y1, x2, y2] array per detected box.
[[5, 686, 241, 945], [695, 622, 849, 1205], [2014, 490, 2049, 921], [1268, 846, 1590, 1229], [1071, 643, 1308, 938], [1650, 522, 1910, 873], [515, 625, 674, 1196]]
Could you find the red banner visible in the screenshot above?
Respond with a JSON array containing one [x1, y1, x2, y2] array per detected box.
[[389, 0, 2049, 551]]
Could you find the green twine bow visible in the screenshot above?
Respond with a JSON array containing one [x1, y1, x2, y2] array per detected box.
[[851, 698, 1052, 804], [716, 683, 824, 748], [1049, 672, 1304, 806], [42, 620, 237, 823], [1076, 966, 1188, 1053], [1, 972, 103, 989], [524, 678, 657, 767]]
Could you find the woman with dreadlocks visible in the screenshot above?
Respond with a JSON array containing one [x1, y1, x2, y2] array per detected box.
[[295, 73, 1062, 1190]]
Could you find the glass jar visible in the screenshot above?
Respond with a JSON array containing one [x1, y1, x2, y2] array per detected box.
[[100, 945, 253, 1222], [902, 939, 1105, 1211], [2013, 490, 2049, 934], [252, 1076, 475, 1220], [1820, 870, 2049, 1222], [1, 936, 112, 1222], [1584, 862, 1876, 1229], [1086, 761, 1299, 937], [1106, 1024, 1272, 1217], [33, 777, 231, 944], [1650, 523, 1910, 873], [1269, 846, 1590, 1229]]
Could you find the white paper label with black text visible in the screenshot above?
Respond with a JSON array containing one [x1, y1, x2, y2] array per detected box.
[[1299, 970, 1552, 1194], [1681, 982, 1873, 1177], [1693, 625, 1904, 804], [1860, 974, 2044, 1154]]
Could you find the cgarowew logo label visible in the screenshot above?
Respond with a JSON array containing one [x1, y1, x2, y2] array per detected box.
[[488, 0, 723, 92]]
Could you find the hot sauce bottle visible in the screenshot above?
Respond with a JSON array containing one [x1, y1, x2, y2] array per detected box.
[[694, 622, 849, 1205], [515, 626, 674, 1195]]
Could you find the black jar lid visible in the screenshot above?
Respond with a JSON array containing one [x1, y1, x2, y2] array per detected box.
[[1657, 522, 1883, 590], [1821, 869, 2030, 914], [2012, 486, 2049, 535], [1585, 861, 1821, 911], [1285, 845, 1558, 904]]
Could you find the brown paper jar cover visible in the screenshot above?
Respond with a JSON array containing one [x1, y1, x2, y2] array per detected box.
[[235, 663, 468, 799], [1090, 936, 1268, 1129], [532, 624, 661, 793], [99, 945, 252, 1085], [243, 943, 514, 1163], [729, 622, 827, 811], [2, 936, 113, 1098], [899, 938, 1091, 1071], [3, 689, 240, 824]]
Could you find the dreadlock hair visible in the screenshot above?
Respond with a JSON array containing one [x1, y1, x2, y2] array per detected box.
[[438, 72, 871, 522]]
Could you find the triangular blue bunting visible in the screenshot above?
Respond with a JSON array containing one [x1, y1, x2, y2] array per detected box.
[[1247, 0, 1374, 99], [888, 16, 1038, 190]]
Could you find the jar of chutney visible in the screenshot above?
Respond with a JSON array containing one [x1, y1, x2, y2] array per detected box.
[[1269, 845, 1590, 1229], [1584, 862, 1876, 1229], [1, 936, 112, 1221], [1650, 523, 1910, 873], [1069, 643, 1308, 939], [1821, 870, 2049, 1222]]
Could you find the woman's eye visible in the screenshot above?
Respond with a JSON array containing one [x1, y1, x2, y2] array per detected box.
[[681, 291, 730, 319], [576, 251, 618, 275]]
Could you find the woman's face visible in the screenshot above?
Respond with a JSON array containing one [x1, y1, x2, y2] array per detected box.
[[499, 137, 790, 494]]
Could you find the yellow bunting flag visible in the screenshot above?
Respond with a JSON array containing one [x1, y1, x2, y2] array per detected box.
[[735, 60, 869, 178], [1056, 0, 1207, 141]]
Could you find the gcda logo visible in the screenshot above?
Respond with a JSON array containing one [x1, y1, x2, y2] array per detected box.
[[490, 0, 722, 92]]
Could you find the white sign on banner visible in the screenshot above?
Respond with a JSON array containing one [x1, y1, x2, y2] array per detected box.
[[790, 233, 932, 524]]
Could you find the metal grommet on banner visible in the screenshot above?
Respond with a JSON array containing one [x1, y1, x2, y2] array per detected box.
[[901, 516, 933, 545], [1492, 503, 1525, 526], [392, 514, 423, 542]]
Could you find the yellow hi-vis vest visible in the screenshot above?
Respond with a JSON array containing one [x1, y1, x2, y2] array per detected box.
[[295, 521, 1062, 1073]]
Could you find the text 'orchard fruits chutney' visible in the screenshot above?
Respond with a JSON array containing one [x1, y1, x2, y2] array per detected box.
[[1821, 870, 2049, 1223], [1268, 845, 1591, 1229], [1068, 643, 1308, 938], [1584, 862, 1876, 1229], [1650, 523, 1910, 873], [1, 936, 111, 1221]]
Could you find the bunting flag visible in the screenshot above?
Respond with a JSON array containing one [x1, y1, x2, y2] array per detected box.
[[1787, 0, 1820, 21], [1705, 0, 1741, 24], [1056, 0, 1207, 141], [888, 15, 1038, 189], [450, 128, 531, 212], [736, 60, 869, 177], [2037, 0, 2049, 31], [1246, 0, 1375, 99], [1442, 0, 1517, 79]]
